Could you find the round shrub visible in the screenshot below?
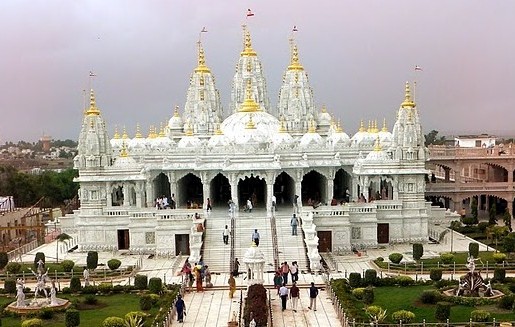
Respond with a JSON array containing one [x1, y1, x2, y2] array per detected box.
[[376, 257, 384, 262], [351, 288, 365, 299], [38, 307, 54, 320], [494, 268, 506, 282], [435, 302, 451, 322], [365, 305, 385, 319], [413, 243, 423, 261], [34, 252, 45, 269], [65, 309, 80, 327], [493, 252, 507, 264], [440, 252, 454, 264], [0, 252, 8, 269], [364, 269, 377, 286], [5, 262, 21, 274], [21, 318, 43, 327], [102, 316, 125, 327], [107, 259, 121, 270], [471, 310, 490, 322], [430, 268, 443, 282], [389, 253, 403, 264], [134, 275, 148, 290], [4, 278, 16, 294], [498, 294, 515, 310], [84, 294, 98, 305], [139, 295, 153, 311], [125, 311, 148, 322], [395, 275, 414, 286], [62, 287, 71, 294], [86, 251, 98, 270], [420, 290, 441, 304], [392, 310, 415, 323], [98, 283, 113, 295], [469, 243, 479, 258], [148, 277, 162, 294], [363, 287, 374, 305], [61, 260, 75, 272], [69, 276, 81, 293], [478, 222, 489, 233], [81, 285, 98, 294], [348, 272, 361, 288]]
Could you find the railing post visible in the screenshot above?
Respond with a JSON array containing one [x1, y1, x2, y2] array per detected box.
[[423, 318, 426, 327], [447, 318, 450, 327]]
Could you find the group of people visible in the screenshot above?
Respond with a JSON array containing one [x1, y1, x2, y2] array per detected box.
[[181, 260, 212, 293], [155, 194, 176, 209], [277, 281, 319, 312]]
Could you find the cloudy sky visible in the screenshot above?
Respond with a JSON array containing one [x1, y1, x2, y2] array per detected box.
[[1, 0, 514, 142]]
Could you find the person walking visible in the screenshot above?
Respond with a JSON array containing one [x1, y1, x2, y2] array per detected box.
[[273, 270, 283, 295], [290, 282, 300, 312], [279, 283, 289, 311], [204, 265, 212, 288], [246, 198, 253, 213], [308, 282, 319, 311], [291, 214, 299, 236], [195, 266, 203, 292], [175, 294, 186, 323], [228, 274, 236, 298], [233, 258, 240, 277], [223, 225, 230, 245], [290, 261, 299, 283], [206, 197, 212, 211], [252, 229, 260, 246], [272, 194, 277, 211], [281, 261, 290, 285]]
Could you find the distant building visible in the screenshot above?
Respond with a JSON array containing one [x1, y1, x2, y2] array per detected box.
[[40, 135, 52, 152], [454, 134, 496, 148]]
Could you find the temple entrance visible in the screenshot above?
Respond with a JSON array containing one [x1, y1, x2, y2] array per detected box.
[[274, 172, 295, 207], [111, 186, 123, 206], [178, 173, 203, 208], [175, 234, 190, 255], [117, 229, 130, 250], [333, 169, 351, 202], [154, 173, 171, 202], [317, 231, 332, 252], [238, 175, 266, 208], [302, 170, 327, 205], [210, 173, 231, 207], [377, 224, 389, 244]]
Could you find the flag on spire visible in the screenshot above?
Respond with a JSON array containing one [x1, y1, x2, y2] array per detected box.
[[415, 65, 423, 71], [246, 9, 254, 17], [201, 26, 207, 33], [89, 71, 97, 77], [293, 25, 298, 32]]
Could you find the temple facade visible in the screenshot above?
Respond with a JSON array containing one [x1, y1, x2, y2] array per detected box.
[[62, 26, 438, 259]]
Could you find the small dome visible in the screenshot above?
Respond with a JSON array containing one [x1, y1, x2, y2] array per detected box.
[[318, 106, 332, 125], [208, 131, 230, 147], [221, 111, 280, 144], [299, 131, 323, 148], [177, 134, 202, 149], [113, 155, 137, 167], [168, 106, 183, 130], [152, 135, 175, 150], [329, 131, 351, 147]]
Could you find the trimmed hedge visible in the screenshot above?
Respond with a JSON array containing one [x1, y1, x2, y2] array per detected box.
[[412, 243, 423, 261], [148, 277, 162, 294], [363, 287, 374, 305], [429, 268, 443, 282], [21, 319, 43, 327], [65, 309, 80, 327], [243, 283, 268, 326], [4, 278, 16, 294], [5, 262, 21, 274], [435, 302, 451, 322], [364, 269, 377, 286], [70, 276, 81, 293], [102, 317, 125, 327], [469, 243, 479, 258], [348, 272, 361, 288], [87, 251, 98, 270], [440, 253, 454, 264], [392, 310, 415, 323], [389, 253, 403, 264], [470, 310, 490, 322], [134, 275, 148, 290], [107, 259, 122, 270], [420, 290, 441, 304], [61, 260, 75, 272]]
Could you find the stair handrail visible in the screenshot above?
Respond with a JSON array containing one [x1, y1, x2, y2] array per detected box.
[[269, 211, 280, 271]]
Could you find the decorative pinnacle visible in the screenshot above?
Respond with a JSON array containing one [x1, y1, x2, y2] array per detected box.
[[159, 122, 166, 137], [382, 118, 388, 132], [359, 119, 366, 132], [194, 41, 211, 73], [122, 126, 128, 139], [85, 89, 101, 116], [373, 136, 382, 152], [185, 123, 194, 136], [120, 142, 129, 157], [308, 119, 317, 133], [288, 43, 304, 71], [173, 105, 180, 117], [241, 25, 257, 56], [401, 81, 416, 108], [113, 126, 120, 139], [239, 79, 260, 112], [279, 117, 287, 133], [245, 113, 256, 129], [215, 123, 223, 135], [135, 123, 143, 138], [337, 120, 343, 133]]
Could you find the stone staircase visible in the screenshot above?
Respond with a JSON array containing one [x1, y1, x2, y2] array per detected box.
[[201, 212, 232, 273], [274, 213, 310, 272]]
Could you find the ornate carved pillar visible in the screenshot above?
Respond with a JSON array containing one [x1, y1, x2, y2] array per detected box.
[[266, 174, 275, 212], [106, 182, 112, 207], [145, 179, 153, 208], [201, 172, 210, 210], [229, 174, 239, 209], [392, 177, 399, 200], [352, 177, 359, 201], [326, 168, 335, 203], [295, 170, 303, 206], [122, 184, 129, 206], [167, 172, 178, 208], [444, 167, 450, 182], [135, 181, 143, 208]]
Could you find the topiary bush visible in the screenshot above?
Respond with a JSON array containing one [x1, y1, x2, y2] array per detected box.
[[498, 294, 515, 310], [440, 252, 454, 264], [98, 283, 113, 295], [471, 309, 490, 322], [0, 252, 8, 270], [139, 295, 153, 311], [102, 316, 125, 327], [364, 269, 377, 286], [87, 251, 98, 270], [388, 253, 403, 264], [5, 262, 21, 274], [69, 276, 81, 293], [65, 309, 80, 327], [413, 243, 423, 261], [107, 259, 121, 271], [392, 310, 415, 323], [493, 252, 507, 264], [469, 243, 479, 258], [243, 283, 268, 327], [38, 307, 54, 320], [84, 294, 98, 305], [351, 288, 365, 299], [125, 311, 148, 322], [478, 222, 489, 233], [21, 318, 43, 327], [494, 268, 506, 282], [435, 302, 451, 322], [420, 290, 442, 304], [395, 275, 414, 286], [81, 285, 98, 294], [61, 260, 75, 272], [134, 275, 148, 290], [462, 217, 476, 226], [430, 268, 443, 282], [363, 287, 374, 305], [34, 252, 45, 270], [348, 272, 361, 288], [4, 278, 16, 294], [148, 277, 162, 294]]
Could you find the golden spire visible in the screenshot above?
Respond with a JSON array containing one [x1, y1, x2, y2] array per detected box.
[[241, 25, 257, 56], [85, 89, 101, 116], [337, 120, 344, 133], [401, 81, 416, 108], [373, 136, 382, 152], [158, 123, 166, 137], [113, 126, 120, 139], [374, 120, 379, 133], [135, 123, 143, 138], [148, 125, 157, 139], [239, 79, 260, 112], [308, 119, 317, 133], [185, 123, 194, 136], [214, 123, 223, 135], [279, 116, 287, 133], [288, 43, 304, 71], [245, 114, 256, 129], [382, 118, 388, 132], [194, 41, 211, 73], [120, 142, 128, 157], [173, 105, 180, 117], [122, 126, 128, 139], [358, 120, 366, 132], [367, 120, 372, 133]]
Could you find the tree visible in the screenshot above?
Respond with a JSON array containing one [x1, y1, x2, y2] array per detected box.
[[424, 130, 446, 146], [486, 225, 509, 249], [471, 197, 478, 224], [503, 208, 512, 232], [56, 233, 72, 263], [489, 203, 498, 225]]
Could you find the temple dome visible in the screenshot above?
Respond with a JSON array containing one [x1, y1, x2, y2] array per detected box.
[[168, 107, 183, 130], [221, 111, 280, 144]]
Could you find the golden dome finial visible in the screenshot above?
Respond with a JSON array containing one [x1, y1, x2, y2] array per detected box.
[[321, 105, 327, 113], [215, 123, 223, 135], [173, 105, 180, 117], [245, 113, 256, 129], [122, 126, 128, 139], [359, 119, 366, 132], [135, 123, 143, 138], [288, 42, 304, 71], [373, 136, 382, 152], [337, 120, 343, 133], [85, 89, 101, 116], [367, 120, 372, 133], [279, 116, 287, 133], [239, 79, 260, 112], [241, 25, 257, 56], [374, 120, 379, 133], [194, 41, 211, 73], [308, 119, 317, 133], [159, 122, 165, 137], [185, 123, 194, 136], [382, 118, 388, 132], [113, 126, 120, 139], [120, 142, 129, 157], [148, 125, 157, 139], [401, 81, 416, 108]]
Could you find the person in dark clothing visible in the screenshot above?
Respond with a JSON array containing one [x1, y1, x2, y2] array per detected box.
[[175, 294, 186, 322], [308, 282, 319, 311]]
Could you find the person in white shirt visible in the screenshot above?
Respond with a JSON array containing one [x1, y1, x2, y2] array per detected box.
[[223, 225, 230, 245], [279, 283, 289, 311], [246, 198, 253, 213]]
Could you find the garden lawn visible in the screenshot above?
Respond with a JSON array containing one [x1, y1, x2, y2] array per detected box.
[[373, 285, 515, 323], [0, 293, 160, 327]]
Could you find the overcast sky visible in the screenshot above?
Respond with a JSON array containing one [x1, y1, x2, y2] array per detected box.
[[1, 0, 514, 142]]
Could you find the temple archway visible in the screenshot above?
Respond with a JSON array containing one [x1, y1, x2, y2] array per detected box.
[[302, 170, 327, 205], [274, 172, 295, 207], [111, 185, 123, 206], [333, 169, 351, 202], [210, 173, 231, 207], [238, 175, 266, 208], [178, 173, 203, 208], [153, 173, 171, 202]]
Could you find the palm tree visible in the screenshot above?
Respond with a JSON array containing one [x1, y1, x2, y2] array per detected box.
[[56, 233, 72, 263]]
